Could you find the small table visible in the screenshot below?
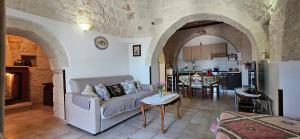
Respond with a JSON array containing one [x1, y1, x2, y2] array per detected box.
[[140, 93, 181, 133], [235, 88, 261, 112]]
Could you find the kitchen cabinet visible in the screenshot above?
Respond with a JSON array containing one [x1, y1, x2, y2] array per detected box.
[[183, 47, 192, 61], [191, 46, 201, 60], [200, 46, 212, 60], [211, 43, 227, 57]]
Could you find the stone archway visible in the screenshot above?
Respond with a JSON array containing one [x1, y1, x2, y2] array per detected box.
[[6, 16, 69, 119], [147, 13, 269, 83]]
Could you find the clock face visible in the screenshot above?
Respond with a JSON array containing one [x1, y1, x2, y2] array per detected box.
[[94, 36, 108, 50]]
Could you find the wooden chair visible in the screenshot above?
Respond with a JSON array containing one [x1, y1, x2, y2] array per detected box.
[[191, 72, 204, 98], [177, 74, 191, 98], [202, 75, 220, 99], [211, 75, 220, 99], [202, 76, 211, 99]]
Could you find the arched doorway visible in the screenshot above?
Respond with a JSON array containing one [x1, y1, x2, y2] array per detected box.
[[6, 16, 69, 119], [147, 13, 269, 83]]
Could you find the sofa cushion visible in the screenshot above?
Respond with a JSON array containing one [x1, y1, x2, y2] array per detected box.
[[95, 84, 110, 100], [140, 84, 154, 92], [69, 75, 134, 94], [100, 95, 137, 119], [134, 81, 142, 92], [121, 80, 138, 94], [81, 84, 98, 97], [106, 84, 125, 97]]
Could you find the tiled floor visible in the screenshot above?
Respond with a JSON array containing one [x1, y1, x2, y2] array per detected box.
[[4, 91, 235, 139]]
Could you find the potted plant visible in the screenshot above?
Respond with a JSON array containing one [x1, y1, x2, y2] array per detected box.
[[155, 81, 166, 97]]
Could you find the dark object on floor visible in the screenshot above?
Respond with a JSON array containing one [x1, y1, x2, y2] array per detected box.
[[227, 72, 242, 90], [43, 83, 54, 106]]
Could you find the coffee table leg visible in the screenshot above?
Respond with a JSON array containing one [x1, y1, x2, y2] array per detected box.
[[177, 98, 181, 119], [141, 103, 146, 128], [160, 105, 165, 133]]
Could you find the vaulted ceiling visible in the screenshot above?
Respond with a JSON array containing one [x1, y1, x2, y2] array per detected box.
[[6, 0, 276, 37]]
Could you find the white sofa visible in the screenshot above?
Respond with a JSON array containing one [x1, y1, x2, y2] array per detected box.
[[65, 75, 155, 134]]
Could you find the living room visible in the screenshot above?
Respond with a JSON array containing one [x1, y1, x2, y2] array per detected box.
[[0, 0, 300, 139]]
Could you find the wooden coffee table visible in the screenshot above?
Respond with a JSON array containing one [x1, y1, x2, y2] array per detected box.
[[140, 93, 181, 133]]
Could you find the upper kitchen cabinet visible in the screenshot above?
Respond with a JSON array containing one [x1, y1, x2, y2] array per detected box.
[[200, 45, 212, 60], [191, 46, 201, 60], [183, 47, 192, 61], [211, 43, 227, 57]]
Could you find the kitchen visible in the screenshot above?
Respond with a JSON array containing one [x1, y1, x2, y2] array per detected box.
[[164, 34, 253, 93]]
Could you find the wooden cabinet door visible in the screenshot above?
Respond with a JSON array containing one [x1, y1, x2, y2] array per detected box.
[[191, 46, 201, 60], [211, 43, 227, 57], [183, 47, 192, 61], [201, 46, 212, 60]]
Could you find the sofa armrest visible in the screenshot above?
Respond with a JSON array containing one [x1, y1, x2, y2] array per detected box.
[[65, 93, 101, 134], [140, 84, 154, 92], [70, 93, 101, 110]]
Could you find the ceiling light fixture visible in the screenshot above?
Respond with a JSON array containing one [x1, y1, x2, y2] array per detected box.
[[76, 1, 93, 31], [78, 22, 92, 31]]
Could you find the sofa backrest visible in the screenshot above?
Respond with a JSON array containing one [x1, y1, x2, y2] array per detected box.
[[69, 75, 134, 93]]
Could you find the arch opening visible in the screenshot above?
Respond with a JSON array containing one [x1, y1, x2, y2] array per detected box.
[[5, 16, 69, 119], [6, 16, 69, 70], [148, 13, 268, 83]]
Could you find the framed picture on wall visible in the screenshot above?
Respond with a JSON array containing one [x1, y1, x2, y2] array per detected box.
[[133, 45, 141, 57]]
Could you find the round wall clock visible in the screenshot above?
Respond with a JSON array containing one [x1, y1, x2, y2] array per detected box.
[[94, 36, 108, 50]]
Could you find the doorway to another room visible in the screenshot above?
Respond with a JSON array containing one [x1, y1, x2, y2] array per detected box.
[[4, 35, 55, 138], [158, 20, 255, 101]]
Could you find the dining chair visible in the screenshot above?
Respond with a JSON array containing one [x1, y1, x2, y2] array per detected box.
[[191, 72, 204, 98], [211, 75, 220, 99], [202, 75, 211, 99], [178, 74, 191, 98], [203, 75, 220, 99]]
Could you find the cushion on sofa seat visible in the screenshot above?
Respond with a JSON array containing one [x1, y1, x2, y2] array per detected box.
[[140, 84, 154, 92], [81, 84, 98, 97], [95, 84, 110, 100], [106, 84, 125, 97], [120, 80, 138, 94], [100, 95, 137, 119], [134, 81, 142, 92]]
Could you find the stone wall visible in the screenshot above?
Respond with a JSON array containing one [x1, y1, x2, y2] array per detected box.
[[281, 0, 300, 61], [265, 0, 300, 116], [6, 35, 53, 106], [269, 0, 300, 61]]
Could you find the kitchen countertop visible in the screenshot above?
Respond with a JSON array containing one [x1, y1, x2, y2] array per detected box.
[[227, 71, 241, 73], [177, 71, 241, 73]]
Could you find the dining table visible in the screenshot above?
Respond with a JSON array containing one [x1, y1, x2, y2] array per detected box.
[[178, 73, 219, 99]]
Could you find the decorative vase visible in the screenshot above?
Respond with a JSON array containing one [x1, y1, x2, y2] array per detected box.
[[159, 89, 163, 97]]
